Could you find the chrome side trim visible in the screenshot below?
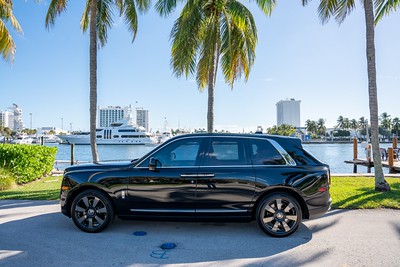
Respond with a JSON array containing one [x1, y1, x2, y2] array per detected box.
[[131, 209, 195, 213], [130, 209, 247, 213]]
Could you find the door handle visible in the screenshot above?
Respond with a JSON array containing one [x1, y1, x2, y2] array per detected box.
[[180, 174, 198, 178], [197, 173, 215, 178]]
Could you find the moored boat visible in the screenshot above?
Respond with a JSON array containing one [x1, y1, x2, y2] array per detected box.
[[57, 120, 157, 145]]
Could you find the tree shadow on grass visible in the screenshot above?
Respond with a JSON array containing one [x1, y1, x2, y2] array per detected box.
[[333, 186, 399, 209], [0, 189, 59, 201]]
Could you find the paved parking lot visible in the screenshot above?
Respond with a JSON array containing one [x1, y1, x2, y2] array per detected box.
[[0, 200, 399, 266]]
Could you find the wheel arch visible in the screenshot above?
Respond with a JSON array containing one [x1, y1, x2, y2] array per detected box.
[[65, 185, 117, 218], [252, 187, 309, 220]]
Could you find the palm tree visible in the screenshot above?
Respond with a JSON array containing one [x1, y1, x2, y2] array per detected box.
[[305, 119, 317, 136], [392, 117, 400, 136], [379, 112, 391, 139], [358, 116, 368, 140], [302, 0, 392, 192], [317, 118, 326, 137], [156, 0, 269, 133], [0, 0, 22, 62], [45, 0, 151, 162], [350, 118, 358, 138]]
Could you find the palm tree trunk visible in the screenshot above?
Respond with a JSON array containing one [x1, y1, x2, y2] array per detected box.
[[207, 25, 220, 134], [364, 0, 390, 191], [90, 0, 99, 163], [207, 67, 215, 133]]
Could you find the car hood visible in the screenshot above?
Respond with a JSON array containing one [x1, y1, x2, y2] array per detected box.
[[64, 161, 132, 174]]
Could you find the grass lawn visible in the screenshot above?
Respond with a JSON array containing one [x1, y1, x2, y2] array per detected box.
[[0, 176, 399, 209]]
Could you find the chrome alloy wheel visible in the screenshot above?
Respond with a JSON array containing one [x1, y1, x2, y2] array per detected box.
[[71, 190, 114, 233], [256, 193, 302, 237]]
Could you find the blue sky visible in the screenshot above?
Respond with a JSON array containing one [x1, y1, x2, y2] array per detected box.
[[1, 1, 399, 132]]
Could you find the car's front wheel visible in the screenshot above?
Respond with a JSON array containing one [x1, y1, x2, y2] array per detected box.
[[256, 193, 302, 237], [71, 189, 114, 233]]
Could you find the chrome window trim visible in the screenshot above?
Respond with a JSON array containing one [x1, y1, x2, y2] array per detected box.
[[134, 135, 298, 168]]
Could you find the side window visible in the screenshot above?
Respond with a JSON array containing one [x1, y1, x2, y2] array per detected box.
[[140, 138, 202, 167], [250, 139, 286, 165], [203, 138, 249, 166]]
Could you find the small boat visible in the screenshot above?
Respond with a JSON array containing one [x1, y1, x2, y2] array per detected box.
[[57, 119, 158, 145], [11, 135, 34, 144]]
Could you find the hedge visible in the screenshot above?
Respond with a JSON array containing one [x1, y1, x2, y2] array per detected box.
[[0, 144, 58, 184]]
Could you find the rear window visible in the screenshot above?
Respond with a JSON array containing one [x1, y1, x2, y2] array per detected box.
[[250, 139, 286, 165]]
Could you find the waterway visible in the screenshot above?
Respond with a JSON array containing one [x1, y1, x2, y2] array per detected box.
[[49, 142, 394, 174]]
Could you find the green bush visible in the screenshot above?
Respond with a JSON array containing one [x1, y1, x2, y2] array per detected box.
[[0, 144, 57, 184], [0, 168, 15, 190]]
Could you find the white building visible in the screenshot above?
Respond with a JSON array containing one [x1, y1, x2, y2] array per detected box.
[[0, 104, 24, 131], [0, 110, 12, 128], [98, 105, 132, 127], [276, 98, 301, 127], [136, 108, 149, 132]]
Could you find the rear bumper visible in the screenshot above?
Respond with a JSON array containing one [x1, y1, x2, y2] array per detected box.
[[308, 196, 332, 219]]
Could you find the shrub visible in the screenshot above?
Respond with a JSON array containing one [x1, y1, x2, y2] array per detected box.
[[0, 144, 58, 184], [0, 168, 15, 191]]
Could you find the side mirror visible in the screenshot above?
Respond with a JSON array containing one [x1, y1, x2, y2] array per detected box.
[[149, 157, 160, 171]]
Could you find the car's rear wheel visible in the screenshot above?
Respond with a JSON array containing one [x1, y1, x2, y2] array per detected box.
[[71, 190, 114, 233], [256, 193, 302, 237]]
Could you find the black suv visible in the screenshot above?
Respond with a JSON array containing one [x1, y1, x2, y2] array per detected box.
[[60, 134, 331, 237]]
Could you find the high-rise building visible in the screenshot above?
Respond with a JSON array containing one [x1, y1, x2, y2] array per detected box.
[[98, 105, 132, 127], [276, 98, 301, 127], [136, 108, 149, 132], [0, 110, 12, 128], [1, 104, 24, 131]]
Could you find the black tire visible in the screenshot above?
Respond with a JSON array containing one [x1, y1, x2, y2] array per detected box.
[[71, 189, 114, 233], [256, 193, 302, 237]]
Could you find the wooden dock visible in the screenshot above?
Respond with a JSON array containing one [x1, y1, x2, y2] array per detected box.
[[345, 159, 400, 173]]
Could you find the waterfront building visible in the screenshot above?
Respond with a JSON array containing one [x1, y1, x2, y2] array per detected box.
[[98, 105, 132, 127], [0, 104, 25, 131], [136, 108, 149, 132], [276, 98, 301, 127], [0, 110, 12, 128]]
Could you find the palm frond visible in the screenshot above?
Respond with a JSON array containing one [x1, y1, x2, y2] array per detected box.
[[123, 0, 139, 41], [196, 16, 219, 90], [45, 0, 69, 29], [0, 0, 22, 32], [0, 19, 16, 62], [135, 0, 152, 13], [317, 0, 336, 23], [221, 0, 256, 87], [96, 0, 114, 47], [374, 0, 400, 23], [334, 0, 355, 24], [80, 0, 91, 33], [254, 0, 276, 16], [170, 0, 203, 79]]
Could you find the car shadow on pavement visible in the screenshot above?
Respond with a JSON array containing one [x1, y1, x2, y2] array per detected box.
[[0, 201, 324, 266]]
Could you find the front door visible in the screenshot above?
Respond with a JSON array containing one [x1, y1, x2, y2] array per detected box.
[[127, 137, 205, 217]]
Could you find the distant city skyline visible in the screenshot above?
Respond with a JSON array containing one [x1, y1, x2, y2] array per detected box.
[[1, 1, 399, 132]]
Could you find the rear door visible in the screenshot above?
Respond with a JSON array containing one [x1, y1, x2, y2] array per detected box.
[[195, 137, 256, 217]]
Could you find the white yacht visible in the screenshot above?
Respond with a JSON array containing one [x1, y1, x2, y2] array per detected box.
[[11, 135, 34, 144], [57, 120, 157, 145]]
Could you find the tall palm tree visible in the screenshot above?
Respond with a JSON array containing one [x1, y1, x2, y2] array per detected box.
[[350, 118, 358, 138], [156, 0, 270, 133], [45, 0, 151, 162], [302, 0, 393, 192], [379, 112, 391, 139], [392, 117, 400, 136], [0, 0, 22, 62], [305, 119, 317, 136], [317, 118, 326, 137]]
